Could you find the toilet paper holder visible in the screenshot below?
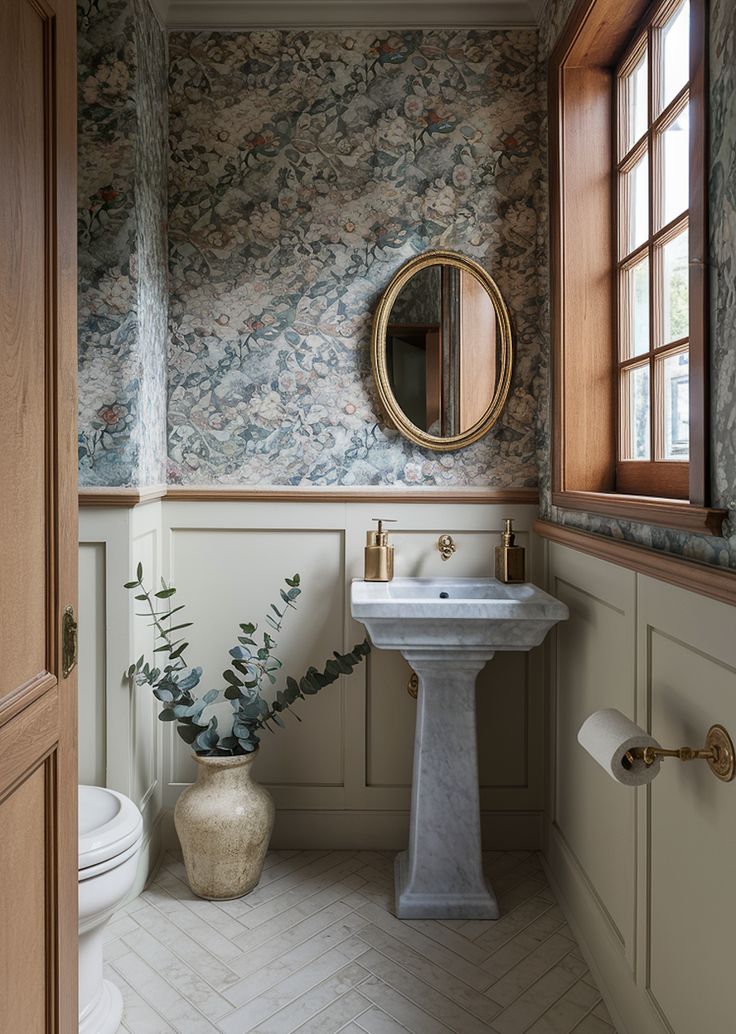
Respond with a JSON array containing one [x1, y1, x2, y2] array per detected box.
[[622, 724, 735, 782]]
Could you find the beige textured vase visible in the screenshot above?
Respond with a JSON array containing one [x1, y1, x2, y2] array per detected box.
[[174, 752, 275, 900]]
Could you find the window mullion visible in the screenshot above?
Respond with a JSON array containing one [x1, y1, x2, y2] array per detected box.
[[647, 24, 656, 464]]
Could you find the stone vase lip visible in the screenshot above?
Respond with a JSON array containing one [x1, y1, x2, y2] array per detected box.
[[191, 750, 259, 770]]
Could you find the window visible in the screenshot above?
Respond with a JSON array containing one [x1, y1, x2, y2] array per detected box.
[[549, 0, 724, 536], [616, 0, 692, 499]]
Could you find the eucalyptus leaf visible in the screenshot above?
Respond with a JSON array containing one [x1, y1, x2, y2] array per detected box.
[[125, 567, 370, 756]]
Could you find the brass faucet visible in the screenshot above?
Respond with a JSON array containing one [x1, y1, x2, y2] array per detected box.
[[437, 534, 456, 561]]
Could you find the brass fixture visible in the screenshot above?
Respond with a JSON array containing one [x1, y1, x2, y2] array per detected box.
[[371, 250, 513, 452], [437, 534, 456, 561], [62, 605, 78, 679], [622, 724, 736, 783], [407, 672, 418, 699], [364, 518, 396, 582], [495, 518, 525, 583]]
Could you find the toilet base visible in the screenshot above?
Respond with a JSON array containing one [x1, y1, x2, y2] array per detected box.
[[79, 976, 123, 1034]]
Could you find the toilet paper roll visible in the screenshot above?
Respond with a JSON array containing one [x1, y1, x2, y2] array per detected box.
[[578, 708, 662, 786]]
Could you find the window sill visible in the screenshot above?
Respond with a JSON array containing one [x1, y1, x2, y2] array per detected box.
[[551, 490, 727, 536]]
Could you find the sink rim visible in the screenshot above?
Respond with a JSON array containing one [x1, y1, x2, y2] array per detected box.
[[351, 576, 569, 621]]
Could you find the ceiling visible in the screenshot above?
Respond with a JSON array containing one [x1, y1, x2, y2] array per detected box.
[[151, 0, 545, 31]]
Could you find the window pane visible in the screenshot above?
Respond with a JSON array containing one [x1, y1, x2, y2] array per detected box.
[[661, 0, 690, 111], [662, 228, 689, 343], [660, 349, 689, 459], [621, 255, 649, 358], [621, 49, 648, 155], [622, 363, 650, 459], [621, 151, 649, 255], [661, 105, 689, 225]]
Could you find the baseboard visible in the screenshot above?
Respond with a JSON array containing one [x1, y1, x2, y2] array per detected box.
[[161, 808, 543, 852], [542, 820, 666, 1034]]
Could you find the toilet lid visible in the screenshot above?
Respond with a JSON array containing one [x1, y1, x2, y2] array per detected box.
[[78, 785, 143, 871]]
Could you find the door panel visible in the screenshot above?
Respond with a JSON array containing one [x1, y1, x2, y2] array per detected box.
[[0, 0, 78, 1029], [0, 764, 49, 1034], [0, 0, 49, 697]]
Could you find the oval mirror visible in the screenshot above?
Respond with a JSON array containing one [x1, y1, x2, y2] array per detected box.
[[371, 250, 512, 451]]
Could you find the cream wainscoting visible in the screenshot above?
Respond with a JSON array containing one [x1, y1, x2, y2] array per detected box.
[[544, 540, 736, 1034], [78, 496, 544, 865], [79, 502, 165, 895]]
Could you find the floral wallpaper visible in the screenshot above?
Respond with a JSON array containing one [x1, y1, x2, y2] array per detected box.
[[167, 30, 545, 486], [77, 0, 168, 486], [536, 0, 736, 569]]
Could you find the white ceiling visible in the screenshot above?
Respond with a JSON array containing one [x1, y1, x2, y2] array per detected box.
[[152, 0, 545, 31]]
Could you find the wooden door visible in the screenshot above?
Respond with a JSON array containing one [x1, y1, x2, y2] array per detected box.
[[0, 0, 78, 1030]]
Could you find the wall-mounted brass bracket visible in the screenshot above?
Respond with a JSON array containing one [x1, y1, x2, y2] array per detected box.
[[624, 724, 735, 782], [437, 534, 456, 561]]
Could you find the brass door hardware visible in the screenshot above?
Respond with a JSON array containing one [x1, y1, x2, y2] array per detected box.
[[623, 724, 735, 782], [407, 672, 418, 699], [437, 534, 456, 561], [62, 606, 78, 679]]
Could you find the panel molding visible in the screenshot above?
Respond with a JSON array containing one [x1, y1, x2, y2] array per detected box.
[[536, 519, 736, 607], [78, 485, 167, 508], [80, 485, 539, 507]]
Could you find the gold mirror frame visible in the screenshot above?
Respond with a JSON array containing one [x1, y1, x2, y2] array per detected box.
[[371, 249, 513, 452]]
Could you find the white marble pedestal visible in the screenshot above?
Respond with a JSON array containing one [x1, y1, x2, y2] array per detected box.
[[350, 576, 570, 921], [395, 650, 499, 920]]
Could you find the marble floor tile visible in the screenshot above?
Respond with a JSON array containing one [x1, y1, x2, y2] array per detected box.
[[107, 850, 618, 1034]]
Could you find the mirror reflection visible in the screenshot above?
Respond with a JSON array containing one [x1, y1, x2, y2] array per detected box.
[[385, 263, 500, 438]]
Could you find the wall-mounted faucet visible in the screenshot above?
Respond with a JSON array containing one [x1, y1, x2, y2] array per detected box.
[[437, 534, 456, 561]]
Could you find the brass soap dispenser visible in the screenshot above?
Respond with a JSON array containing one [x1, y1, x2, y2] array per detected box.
[[364, 518, 396, 582], [495, 518, 525, 583]]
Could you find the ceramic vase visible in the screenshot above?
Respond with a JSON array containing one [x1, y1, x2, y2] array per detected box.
[[174, 752, 275, 900]]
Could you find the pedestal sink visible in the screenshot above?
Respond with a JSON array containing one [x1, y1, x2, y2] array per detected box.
[[351, 576, 569, 920]]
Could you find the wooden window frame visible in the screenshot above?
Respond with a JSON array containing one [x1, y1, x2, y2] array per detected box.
[[549, 0, 726, 536], [615, 0, 691, 499]]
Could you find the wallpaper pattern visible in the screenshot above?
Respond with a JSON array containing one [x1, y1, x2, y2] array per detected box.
[[167, 30, 544, 486], [75, 5, 736, 570], [77, 0, 168, 487], [536, 0, 736, 569]]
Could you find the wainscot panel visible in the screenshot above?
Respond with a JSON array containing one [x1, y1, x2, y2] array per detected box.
[[640, 577, 736, 1034], [79, 505, 165, 896], [79, 497, 544, 855], [78, 542, 106, 787], [544, 540, 736, 1034]]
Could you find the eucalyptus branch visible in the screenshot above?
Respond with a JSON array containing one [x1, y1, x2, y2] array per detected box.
[[124, 566, 370, 757]]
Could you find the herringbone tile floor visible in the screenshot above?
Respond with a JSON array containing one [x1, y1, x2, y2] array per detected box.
[[106, 849, 618, 1034]]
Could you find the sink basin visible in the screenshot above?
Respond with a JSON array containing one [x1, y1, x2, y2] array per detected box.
[[352, 577, 568, 652], [351, 576, 569, 921]]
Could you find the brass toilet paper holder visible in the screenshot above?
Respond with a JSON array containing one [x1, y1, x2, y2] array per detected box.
[[623, 724, 735, 782]]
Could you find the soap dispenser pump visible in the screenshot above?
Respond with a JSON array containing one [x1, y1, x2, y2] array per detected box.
[[364, 518, 396, 582], [495, 518, 525, 583]]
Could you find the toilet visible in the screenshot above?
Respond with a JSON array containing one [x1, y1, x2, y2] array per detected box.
[[78, 785, 143, 1034]]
